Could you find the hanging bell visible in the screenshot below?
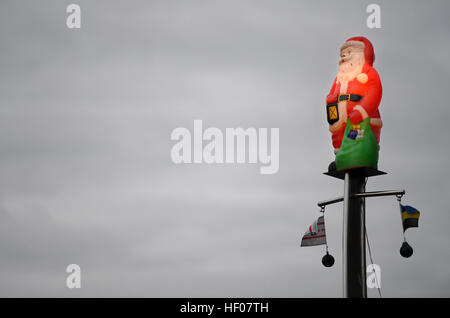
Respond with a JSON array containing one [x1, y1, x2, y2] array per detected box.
[[400, 241, 413, 258], [322, 251, 335, 267]]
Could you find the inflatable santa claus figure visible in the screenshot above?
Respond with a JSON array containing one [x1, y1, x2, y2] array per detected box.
[[326, 36, 382, 171]]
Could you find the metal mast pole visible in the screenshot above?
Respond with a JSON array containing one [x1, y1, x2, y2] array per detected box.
[[342, 171, 367, 298], [319, 166, 403, 298]]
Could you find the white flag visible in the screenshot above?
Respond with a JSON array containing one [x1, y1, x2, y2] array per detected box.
[[301, 216, 327, 247]]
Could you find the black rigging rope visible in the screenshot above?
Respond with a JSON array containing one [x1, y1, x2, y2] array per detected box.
[[365, 225, 382, 298], [364, 177, 382, 298]]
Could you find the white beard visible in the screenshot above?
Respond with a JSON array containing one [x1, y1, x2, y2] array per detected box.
[[329, 53, 365, 133], [336, 54, 365, 93]]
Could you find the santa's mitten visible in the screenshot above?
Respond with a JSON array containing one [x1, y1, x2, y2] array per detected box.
[[326, 94, 337, 105], [349, 110, 363, 124]]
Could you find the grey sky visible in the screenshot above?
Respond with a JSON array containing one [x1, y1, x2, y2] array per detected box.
[[0, 0, 449, 297]]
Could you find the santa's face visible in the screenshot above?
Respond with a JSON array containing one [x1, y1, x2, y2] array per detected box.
[[340, 45, 364, 65], [337, 42, 365, 84], [340, 47, 353, 64]]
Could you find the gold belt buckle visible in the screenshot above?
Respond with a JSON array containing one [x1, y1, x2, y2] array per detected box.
[[339, 94, 348, 102]]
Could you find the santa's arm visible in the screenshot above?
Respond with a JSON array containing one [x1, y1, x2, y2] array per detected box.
[[350, 68, 382, 123], [326, 77, 338, 104]]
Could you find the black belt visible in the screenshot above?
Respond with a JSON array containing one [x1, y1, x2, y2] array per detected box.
[[337, 94, 362, 104], [326, 94, 362, 125]]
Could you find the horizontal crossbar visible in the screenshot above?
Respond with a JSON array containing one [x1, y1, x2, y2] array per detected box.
[[317, 189, 405, 208]]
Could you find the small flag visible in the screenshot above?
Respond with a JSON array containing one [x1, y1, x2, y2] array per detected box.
[[400, 204, 420, 232], [301, 216, 327, 247]]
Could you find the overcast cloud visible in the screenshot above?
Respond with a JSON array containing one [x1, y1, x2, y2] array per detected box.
[[0, 0, 449, 297]]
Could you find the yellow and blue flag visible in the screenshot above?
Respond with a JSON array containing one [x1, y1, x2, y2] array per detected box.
[[400, 204, 420, 232]]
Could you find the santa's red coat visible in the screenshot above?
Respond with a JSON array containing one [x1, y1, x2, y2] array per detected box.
[[326, 64, 383, 150]]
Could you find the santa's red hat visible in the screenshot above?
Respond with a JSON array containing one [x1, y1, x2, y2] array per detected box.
[[342, 36, 375, 66]]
